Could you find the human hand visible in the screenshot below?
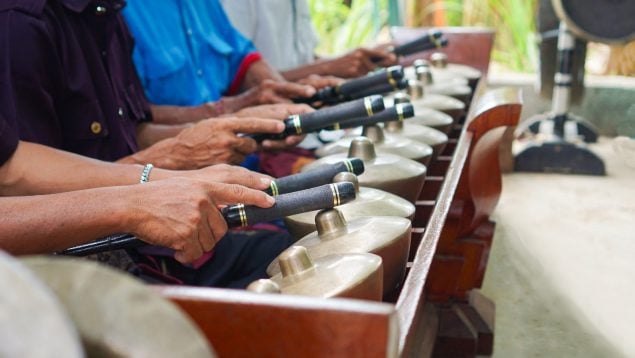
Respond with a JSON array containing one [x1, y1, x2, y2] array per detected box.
[[127, 177, 275, 263], [323, 47, 398, 78], [232, 103, 314, 151], [231, 103, 314, 120], [166, 116, 284, 168], [297, 75, 344, 90], [181, 164, 273, 190], [240, 79, 316, 105]]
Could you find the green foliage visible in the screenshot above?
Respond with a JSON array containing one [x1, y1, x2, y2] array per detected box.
[[308, 0, 389, 55], [443, 0, 538, 72], [309, 0, 538, 73]]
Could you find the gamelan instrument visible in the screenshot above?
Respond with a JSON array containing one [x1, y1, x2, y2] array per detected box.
[[284, 172, 415, 239], [318, 124, 434, 166], [251, 246, 384, 301], [0, 251, 83, 357], [513, 0, 633, 174], [270, 208, 411, 299], [21, 257, 216, 357], [252, 95, 384, 142], [59, 182, 356, 256], [305, 137, 427, 203]]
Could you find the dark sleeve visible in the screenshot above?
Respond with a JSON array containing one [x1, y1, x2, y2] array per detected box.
[[0, 114, 18, 166], [0, 10, 63, 145]]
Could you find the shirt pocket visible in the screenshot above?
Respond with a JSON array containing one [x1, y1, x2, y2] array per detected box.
[[202, 32, 234, 93], [143, 46, 188, 105]]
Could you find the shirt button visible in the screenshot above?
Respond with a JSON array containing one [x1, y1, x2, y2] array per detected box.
[[186, 29, 193, 36], [95, 6, 107, 15], [101, 50, 107, 57], [117, 107, 124, 117], [90, 121, 102, 134], [197, 69, 203, 77]]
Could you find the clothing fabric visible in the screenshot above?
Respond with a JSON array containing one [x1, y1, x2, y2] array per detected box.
[[0, 113, 18, 166], [0, 0, 151, 162], [220, 0, 320, 71], [134, 230, 292, 289], [123, 0, 259, 106]]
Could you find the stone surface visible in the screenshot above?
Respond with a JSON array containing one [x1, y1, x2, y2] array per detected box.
[[482, 138, 635, 357]]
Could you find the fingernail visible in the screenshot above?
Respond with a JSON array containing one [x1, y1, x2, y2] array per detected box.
[[277, 122, 285, 131], [266, 194, 276, 205], [306, 87, 316, 96], [260, 177, 272, 186]]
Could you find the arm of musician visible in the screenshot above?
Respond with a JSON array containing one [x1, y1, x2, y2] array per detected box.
[[0, 177, 274, 263], [282, 47, 398, 80], [117, 116, 285, 169], [0, 141, 275, 196], [149, 103, 221, 125]]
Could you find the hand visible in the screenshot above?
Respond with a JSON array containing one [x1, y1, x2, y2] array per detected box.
[[240, 79, 316, 105], [231, 103, 314, 151], [127, 177, 275, 264], [231, 103, 314, 119], [297, 75, 344, 90], [322, 47, 398, 78], [180, 164, 273, 190], [165, 116, 284, 169]]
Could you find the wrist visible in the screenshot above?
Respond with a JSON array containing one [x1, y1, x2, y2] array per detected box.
[[126, 138, 182, 170]]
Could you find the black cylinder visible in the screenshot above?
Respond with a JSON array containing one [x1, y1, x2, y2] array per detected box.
[[265, 158, 364, 195]]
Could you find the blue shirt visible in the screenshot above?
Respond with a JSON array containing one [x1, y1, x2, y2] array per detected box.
[[123, 0, 258, 106]]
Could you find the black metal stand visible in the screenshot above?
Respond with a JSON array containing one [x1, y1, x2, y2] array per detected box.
[[515, 22, 605, 176]]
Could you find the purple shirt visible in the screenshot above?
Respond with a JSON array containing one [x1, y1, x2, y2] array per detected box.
[[0, 0, 151, 164]]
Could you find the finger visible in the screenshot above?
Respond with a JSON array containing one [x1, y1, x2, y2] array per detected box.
[[226, 117, 285, 134], [198, 205, 217, 252], [269, 81, 316, 99], [174, 234, 203, 264], [207, 208, 228, 245], [261, 140, 288, 151], [228, 152, 247, 165], [208, 183, 276, 208], [219, 166, 273, 190], [232, 136, 258, 155], [359, 55, 377, 73]]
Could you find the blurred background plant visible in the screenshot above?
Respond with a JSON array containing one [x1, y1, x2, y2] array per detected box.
[[308, 0, 538, 72], [308, 0, 390, 55]]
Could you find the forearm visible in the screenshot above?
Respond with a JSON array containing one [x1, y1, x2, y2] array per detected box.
[[150, 104, 219, 125], [241, 60, 285, 91], [135, 122, 190, 149], [281, 61, 330, 82], [0, 141, 176, 195], [117, 136, 184, 169], [0, 186, 132, 254]]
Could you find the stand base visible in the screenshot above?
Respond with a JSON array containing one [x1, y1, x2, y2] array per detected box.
[[516, 113, 599, 143], [514, 140, 605, 176]]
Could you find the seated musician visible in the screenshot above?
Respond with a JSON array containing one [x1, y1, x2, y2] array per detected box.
[[0, 139, 275, 266], [0, 0, 304, 288], [220, 0, 398, 80], [122, 0, 334, 127]]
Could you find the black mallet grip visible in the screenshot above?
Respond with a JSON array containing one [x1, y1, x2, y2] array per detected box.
[[265, 158, 364, 196], [392, 31, 447, 57], [224, 182, 356, 227], [337, 66, 404, 97], [348, 78, 408, 99], [57, 234, 142, 257], [59, 183, 356, 257], [294, 66, 404, 105], [324, 103, 414, 131], [251, 96, 384, 142]]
